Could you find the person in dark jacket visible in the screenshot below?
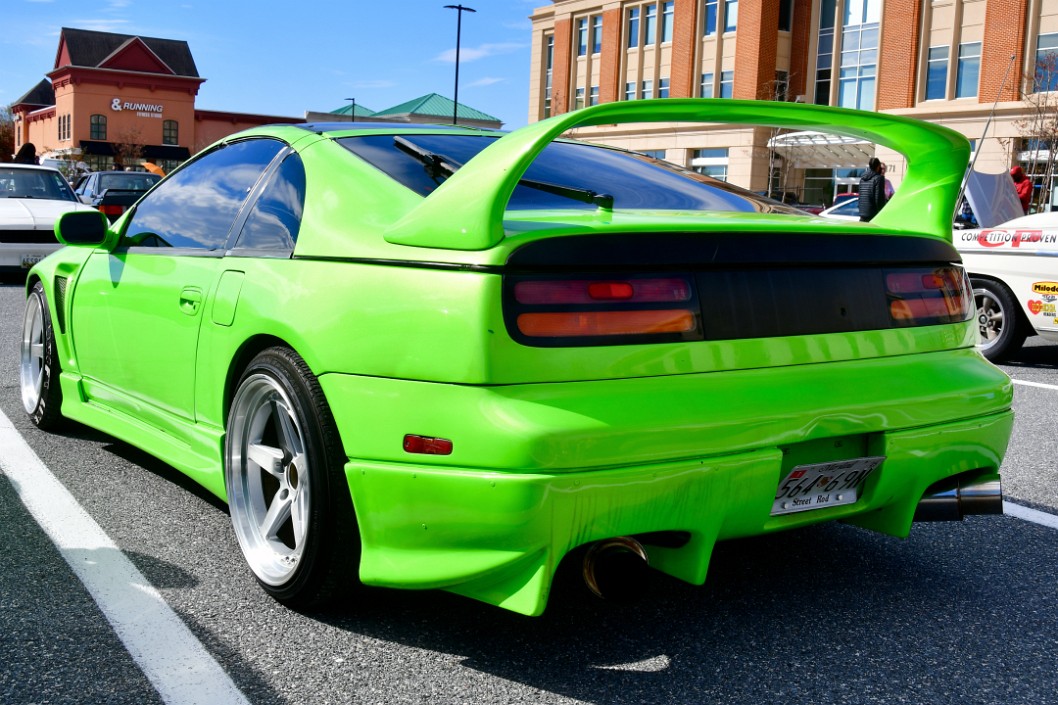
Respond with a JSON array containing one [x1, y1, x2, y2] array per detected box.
[[858, 157, 886, 222]]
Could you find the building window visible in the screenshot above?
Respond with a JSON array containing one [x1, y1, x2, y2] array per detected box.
[[628, 7, 640, 48], [575, 87, 586, 110], [662, 2, 674, 42], [955, 42, 981, 99], [640, 149, 667, 160], [626, 81, 637, 100], [703, 0, 718, 36], [723, 0, 739, 32], [1035, 33, 1058, 92], [645, 3, 657, 45], [701, 72, 714, 98], [641, 79, 654, 99], [592, 15, 603, 54], [691, 147, 729, 181], [163, 120, 179, 146], [779, 0, 793, 32], [835, 0, 879, 110], [926, 46, 949, 100], [544, 34, 554, 117], [815, 0, 836, 104], [577, 18, 588, 57], [90, 114, 107, 140], [659, 78, 670, 98], [590, 85, 600, 106], [720, 70, 734, 98]]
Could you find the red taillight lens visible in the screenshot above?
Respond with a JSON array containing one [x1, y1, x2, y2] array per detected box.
[[886, 266, 971, 325], [515, 278, 691, 304], [99, 204, 124, 217], [509, 275, 699, 343], [403, 435, 453, 455]]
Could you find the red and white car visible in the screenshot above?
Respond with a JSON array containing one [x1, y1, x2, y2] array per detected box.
[[956, 169, 1058, 360]]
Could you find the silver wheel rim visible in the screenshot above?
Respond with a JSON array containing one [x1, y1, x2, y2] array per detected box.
[[227, 373, 311, 586], [974, 287, 1004, 352], [20, 294, 45, 414]]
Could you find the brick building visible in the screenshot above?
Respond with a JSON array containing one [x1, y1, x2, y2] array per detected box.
[[10, 28, 303, 174], [529, 0, 1058, 209]]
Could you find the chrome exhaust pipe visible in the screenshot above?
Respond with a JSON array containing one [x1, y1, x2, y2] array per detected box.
[[582, 536, 650, 601], [913, 475, 1003, 522]]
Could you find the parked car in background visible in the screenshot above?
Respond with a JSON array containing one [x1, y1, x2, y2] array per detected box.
[[74, 170, 162, 222], [951, 169, 1058, 361], [0, 163, 96, 272], [21, 100, 1011, 616]]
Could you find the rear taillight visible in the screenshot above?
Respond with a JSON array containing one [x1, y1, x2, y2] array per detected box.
[[99, 204, 124, 218], [507, 275, 699, 345], [886, 265, 972, 325]]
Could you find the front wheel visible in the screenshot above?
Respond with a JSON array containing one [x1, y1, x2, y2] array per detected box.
[[20, 281, 64, 429], [225, 347, 359, 607], [972, 278, 1027, 363]]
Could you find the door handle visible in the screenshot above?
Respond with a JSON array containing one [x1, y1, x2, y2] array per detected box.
[[179, 287, 203, 316]]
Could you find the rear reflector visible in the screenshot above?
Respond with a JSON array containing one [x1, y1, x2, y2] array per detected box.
[[403, 435, 453, 455]]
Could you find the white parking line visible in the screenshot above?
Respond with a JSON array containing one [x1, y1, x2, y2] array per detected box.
[[1005, 501, 1058, 530], [1011, 379, 1058, 392], [0, 408, 250, 705]]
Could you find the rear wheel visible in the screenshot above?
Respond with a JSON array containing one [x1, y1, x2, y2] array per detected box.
[[20, 281, 63, 429], [972, 278, 1027, 363], [225, 347, 359, 607]]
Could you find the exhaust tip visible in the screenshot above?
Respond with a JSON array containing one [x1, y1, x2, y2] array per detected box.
[[582, 537, 650, 601], [914, 475, 1003, 522]]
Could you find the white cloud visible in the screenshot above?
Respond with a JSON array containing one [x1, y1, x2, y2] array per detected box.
[[70, 18, 133, 32], [434, 42, 527, 64], [467, 77, 505, 88]]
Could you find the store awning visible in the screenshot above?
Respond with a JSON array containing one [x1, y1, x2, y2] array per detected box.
[[767, 131, 875, 170], [79, 141, 191, 161]]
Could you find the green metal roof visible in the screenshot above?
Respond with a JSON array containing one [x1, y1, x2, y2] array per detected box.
[[330, 103, 376, 117], [373, 93, 500, 123]]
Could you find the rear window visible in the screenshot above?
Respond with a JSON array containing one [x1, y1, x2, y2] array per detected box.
[[0, 167, 77, 202], [340, 134, 804, 215], [99, 173, 161, 191]]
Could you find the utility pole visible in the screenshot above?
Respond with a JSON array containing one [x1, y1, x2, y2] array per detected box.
[[444, 4, 476, 125]]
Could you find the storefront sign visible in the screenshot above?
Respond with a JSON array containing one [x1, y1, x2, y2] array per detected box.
[[111, 98, 163, 118]]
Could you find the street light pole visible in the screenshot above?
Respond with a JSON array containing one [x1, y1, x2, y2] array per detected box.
[[444, 4, 475, 125], [345, 97, 356, 123]]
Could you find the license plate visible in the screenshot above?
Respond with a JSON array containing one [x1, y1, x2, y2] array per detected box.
[[771, 456, 884, 516], [21, 254, 44, 268]]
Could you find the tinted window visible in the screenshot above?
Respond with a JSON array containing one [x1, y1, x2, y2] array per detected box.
[[98, 173, 161, 192], [341, 134, 801, 215], [233, 153, 306, 252], [124, 139, 284, 249]]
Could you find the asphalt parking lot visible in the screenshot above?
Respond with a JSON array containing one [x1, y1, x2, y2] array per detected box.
[[1, 280, 1056, 705]]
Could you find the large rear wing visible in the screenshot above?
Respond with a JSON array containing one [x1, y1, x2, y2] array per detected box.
[[384, 99, 970, 250]]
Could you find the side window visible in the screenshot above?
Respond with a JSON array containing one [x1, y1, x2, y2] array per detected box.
[[123, 139, 284, 250], [232, 152, 306, 253]]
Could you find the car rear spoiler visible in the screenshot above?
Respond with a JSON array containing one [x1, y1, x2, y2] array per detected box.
[[383, 99, 970, 250]]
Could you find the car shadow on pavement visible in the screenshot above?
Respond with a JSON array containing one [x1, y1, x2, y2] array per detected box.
[[299, 517, 1058, 705]]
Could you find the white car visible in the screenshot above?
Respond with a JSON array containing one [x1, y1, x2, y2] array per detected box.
[[818, 198, 860, 221], [0, 163, 96, 272], [956, 211, 1058, 360]]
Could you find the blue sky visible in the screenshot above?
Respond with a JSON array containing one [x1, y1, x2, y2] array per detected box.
[[1, 0, 540, 129]]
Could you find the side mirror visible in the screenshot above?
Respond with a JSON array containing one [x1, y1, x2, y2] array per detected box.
[[55, 210, 115, 250]]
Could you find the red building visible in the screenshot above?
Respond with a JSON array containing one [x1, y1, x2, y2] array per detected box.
[[10, 28, 303, 173]]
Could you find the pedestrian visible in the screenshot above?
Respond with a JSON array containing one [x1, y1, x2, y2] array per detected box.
[[13, 143, 39, 164], [1010, 166, 1032, 214], [858, 157, 886, 222], [881, 162, 895, 200]]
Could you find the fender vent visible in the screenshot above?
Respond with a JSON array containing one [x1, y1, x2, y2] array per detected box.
[[53, 276, 68, 334]]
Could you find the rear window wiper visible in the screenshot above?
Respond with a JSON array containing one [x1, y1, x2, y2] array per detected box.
[[393, 136, 613, 209]]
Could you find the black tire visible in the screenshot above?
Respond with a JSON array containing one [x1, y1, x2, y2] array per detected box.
[[20, 281, 64, 429], [224, 346, 360, 608], [971, 277, 1027, 363]]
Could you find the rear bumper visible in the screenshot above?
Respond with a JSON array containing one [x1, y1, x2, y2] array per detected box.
[[321, 349, 1013, 615]]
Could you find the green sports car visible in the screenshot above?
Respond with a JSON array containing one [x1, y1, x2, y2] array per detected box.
[[19, 100, 1012, 616]]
